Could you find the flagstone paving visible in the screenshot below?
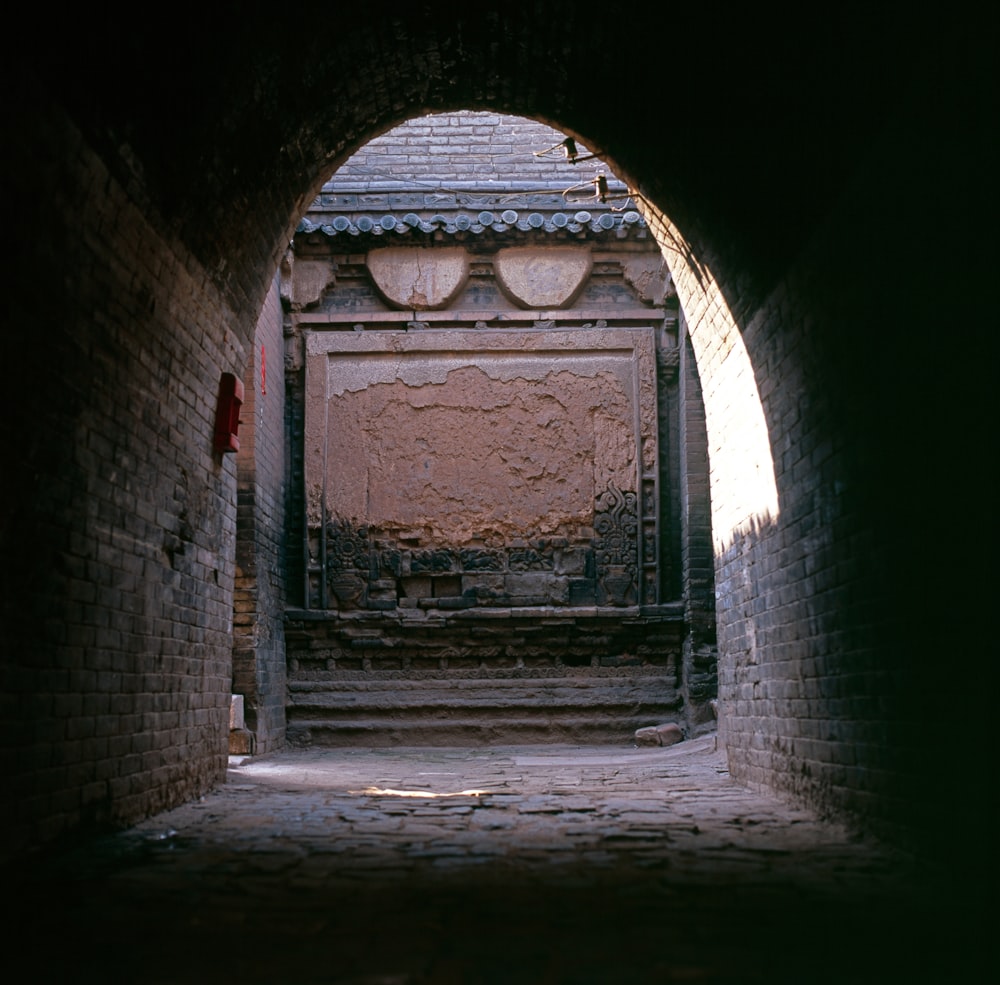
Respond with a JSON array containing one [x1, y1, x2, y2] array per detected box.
[[6, 735, 984, 984]]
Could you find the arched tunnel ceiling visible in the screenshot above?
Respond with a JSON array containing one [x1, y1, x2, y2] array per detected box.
[[12, 3, 985, 305]]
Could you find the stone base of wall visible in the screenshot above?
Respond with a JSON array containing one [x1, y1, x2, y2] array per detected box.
[[286, 605, 695, 744]]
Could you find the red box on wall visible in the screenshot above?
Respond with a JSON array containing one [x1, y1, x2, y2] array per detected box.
[[214, 372, 243, 453]]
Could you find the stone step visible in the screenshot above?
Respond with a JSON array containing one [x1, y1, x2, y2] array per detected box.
[[287, 690, 679, 712], [288, 675, 679, 710], [285, 714, 680, 747], [286, 674, 681, 746]]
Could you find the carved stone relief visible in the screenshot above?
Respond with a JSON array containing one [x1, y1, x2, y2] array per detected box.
[[366, 247, 470, 309], [593, 484, 639, 606], [494, 246, 592, 308]]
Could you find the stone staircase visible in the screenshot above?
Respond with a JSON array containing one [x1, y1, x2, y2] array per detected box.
[[284, 605, 690, 746], [286, 666, 682, 746]]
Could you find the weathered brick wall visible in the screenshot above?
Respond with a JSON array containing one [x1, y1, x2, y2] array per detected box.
[[1, 99, 248, 861], [641, 105, 989, 854], [678, 327, 716, 726], [2, 6, 986, 867], [233, 275, 287, 753], [644, 201, 896, 834]]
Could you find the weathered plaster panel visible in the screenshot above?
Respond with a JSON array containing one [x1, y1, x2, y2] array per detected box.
[[622, 255, 672, 305], [367, 247, 470, 309], [283, 257, 337, 310], [304, 328, 659, 609], [494, 246, 592, 308], [305, 329, 656, 536]]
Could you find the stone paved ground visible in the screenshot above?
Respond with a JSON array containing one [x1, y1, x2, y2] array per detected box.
[[6, 736, 985, 984]]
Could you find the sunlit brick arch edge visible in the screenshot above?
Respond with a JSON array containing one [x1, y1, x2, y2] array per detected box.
[[637, 205, 780, 550]]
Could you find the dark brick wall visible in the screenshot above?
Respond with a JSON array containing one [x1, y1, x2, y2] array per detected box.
[[678, 326, 716, 726], [648, 103, 991, 856], [233, 276, 288, 753], [1, 96, 248, 861]]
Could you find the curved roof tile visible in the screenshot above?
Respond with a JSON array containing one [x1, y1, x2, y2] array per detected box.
[[295, 208, 648, 241]]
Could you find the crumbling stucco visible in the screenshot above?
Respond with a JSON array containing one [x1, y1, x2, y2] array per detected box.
[[367, 247, 469, 309], [495, 246, 592, 308], [324, 365, 633, 543], [304, 330, 657, 548]]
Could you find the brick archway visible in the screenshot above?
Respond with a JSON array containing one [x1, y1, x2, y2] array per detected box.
[[2, 4, 988, 865]]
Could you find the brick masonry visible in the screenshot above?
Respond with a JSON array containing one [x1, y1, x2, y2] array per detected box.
[[2, 98, 247, 857], [1, 7, 989, 869], [321, 113, 620, 197], [233, 276, 288, 754]]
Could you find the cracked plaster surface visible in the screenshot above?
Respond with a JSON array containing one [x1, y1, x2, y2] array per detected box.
[[303, 330, 658, 550], [322, 365, 634, 543]]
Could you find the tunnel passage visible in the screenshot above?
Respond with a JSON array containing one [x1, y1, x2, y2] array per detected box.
[[1, 5, 990, 875]]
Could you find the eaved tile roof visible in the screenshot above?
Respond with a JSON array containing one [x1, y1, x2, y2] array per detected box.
[[296, 113, 650, 244]]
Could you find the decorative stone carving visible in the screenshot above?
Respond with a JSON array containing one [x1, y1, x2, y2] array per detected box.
[[459, 549, 503, 571], [494, 246, 592, 308], [324, 521, 372, 609], [380, 549, 403, 578], [411, 549, 456, 573], [594, 484, 638, 606], [329, 572, 366, 608], [509, 547, 554, 571], [366, 247, 469, 309], [326, 521, 371, 571]]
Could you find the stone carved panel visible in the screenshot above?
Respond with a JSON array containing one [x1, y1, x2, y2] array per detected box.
[[459, 549, 503, 571], [594, 484, 639, 606], [411, 549, 456, 573], [326, 520, 371, 572], [304, 329, 659, 610], [509, 547, 555, 571], [494, 246, 592, 308], [322, 520, 372, 609], [367, 247, 469, 310]]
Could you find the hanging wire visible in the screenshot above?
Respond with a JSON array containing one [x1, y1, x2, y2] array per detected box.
[[563, 173, 634, 207], [609, 192, 638, 212], [563, 176, 601, 204], [532, 136, 604, 165]]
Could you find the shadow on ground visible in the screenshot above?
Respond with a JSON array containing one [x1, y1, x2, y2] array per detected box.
[[6, 737, 985, 984]]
